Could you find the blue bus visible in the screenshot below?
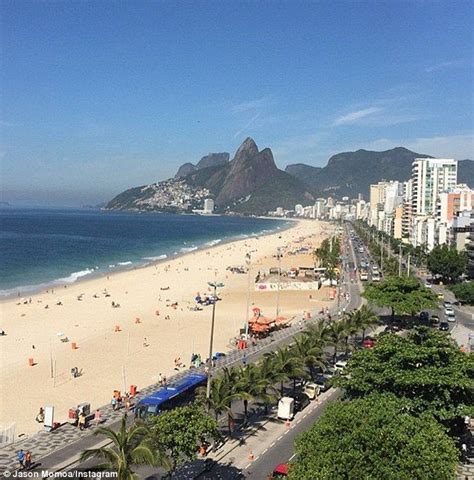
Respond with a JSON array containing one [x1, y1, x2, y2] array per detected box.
[[135, 373, 206, 419]]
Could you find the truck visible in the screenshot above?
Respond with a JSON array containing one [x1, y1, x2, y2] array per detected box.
[[277, 397, 294, 421]]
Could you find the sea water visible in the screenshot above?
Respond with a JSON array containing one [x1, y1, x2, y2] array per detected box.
[[0, 208, 288, 297]]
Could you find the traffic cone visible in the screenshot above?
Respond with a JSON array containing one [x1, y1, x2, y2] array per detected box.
[[248, 451, 254, 461]]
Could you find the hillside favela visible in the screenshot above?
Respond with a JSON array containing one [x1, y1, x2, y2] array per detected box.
[[1, 2, 473, 480]]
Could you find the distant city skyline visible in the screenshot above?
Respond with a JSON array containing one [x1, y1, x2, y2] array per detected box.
[[2, 1, 473, 206]]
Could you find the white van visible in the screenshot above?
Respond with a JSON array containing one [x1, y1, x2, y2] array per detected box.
[[277, 397, 295, 420], [303, 382, 320, 400]]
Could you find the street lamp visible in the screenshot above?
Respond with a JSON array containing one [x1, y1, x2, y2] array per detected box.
[[206, 281, 224, 399], [276, 247, 282, 317], [244, 253, 251, 339]]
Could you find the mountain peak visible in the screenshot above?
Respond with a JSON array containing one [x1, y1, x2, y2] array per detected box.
[[233, 137, 259, 160]]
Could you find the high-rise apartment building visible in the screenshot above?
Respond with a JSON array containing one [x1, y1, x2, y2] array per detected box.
[[410, 158, 457, 247], [411, 158, 457, 216]]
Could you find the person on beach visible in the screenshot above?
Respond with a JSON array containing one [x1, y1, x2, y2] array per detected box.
[[125, 394, 131, 412], [111, 396, 117, 411], [94, 409, 102, 427], [36, 407, 44, 423], [17, 449, 25, 470], [158, 373, 163, 385], [78, 412, 86, 430], [24, 451, 32, 470]]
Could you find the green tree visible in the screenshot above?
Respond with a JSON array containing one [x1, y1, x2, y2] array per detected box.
[[289, 394, 458, 480], [336, 328, 474, 422], [304, 318, 330, 348], [449, 281, 474, 305], [149, 404, 219, 473], [199, 367, 241, 434], [289, 335, 325, 386], [345, 305, 380, 342], [235, 363, 269, 422], [427, 244, 467, 283], [80, 415, 170, 480], [363, 275, 437, 321], [326, 321, 348, 364], [265, 346, 304, 396]]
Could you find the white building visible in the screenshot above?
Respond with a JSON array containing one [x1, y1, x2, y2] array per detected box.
[[410, 158, 457, 247], [203, 198, 215, 214]]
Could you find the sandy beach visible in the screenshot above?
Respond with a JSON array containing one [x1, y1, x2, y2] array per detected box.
[[0, 219, 333, 437]]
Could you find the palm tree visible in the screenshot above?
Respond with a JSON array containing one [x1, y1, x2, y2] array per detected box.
[[265, 346, 304, 396], [339, 315, 358, 356], [80, 415, 170, 480], [326, 320, 349, 364], [200, 367, 241, 434], [257, 355, 283, 414], [290, 335, 326, 383], [304, 318, 330, 349], [347, 305, 380, 342], [235, 364, 268, 423]]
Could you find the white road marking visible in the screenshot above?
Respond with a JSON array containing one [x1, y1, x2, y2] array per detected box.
[[245, 463, 252, 469]]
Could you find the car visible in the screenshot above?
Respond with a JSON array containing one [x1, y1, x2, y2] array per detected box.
[[443, 301, 452, 308], [334, 360, 348, 372], [313, 374, 332, 392], [439, 322, 449, 331], [424, 283, 432, 289], [430, 315, 440, 325], [271, 463, 289, 479], [290, 392, 311, 412], [419, 311, 429, 323], [445, 307, 455, 316], [437, 293, 444, 300], [446, 312, 456, 322], [362, 337, 375, 349], [303, 382, 320, 400]]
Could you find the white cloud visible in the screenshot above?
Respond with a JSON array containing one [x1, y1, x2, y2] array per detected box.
[[233, 113, 261, 139], [332, 107, 383, 126], [232, 96, 274, 114], [425, 59, 468, 73]]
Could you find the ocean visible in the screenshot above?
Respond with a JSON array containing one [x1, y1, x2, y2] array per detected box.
[[0, 208, 288, 297]]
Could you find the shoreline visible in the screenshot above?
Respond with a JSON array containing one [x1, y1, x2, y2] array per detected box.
[[0, 215, 292, 301], [0, 219, 333, 437]]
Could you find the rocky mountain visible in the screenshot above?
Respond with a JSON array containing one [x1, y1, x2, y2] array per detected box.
[[184, 137, 314, 214], [285, 147, 474, 198], [106, 138, 314, 215], [459, 160, 474, 187], [174, 152, 229, 178]]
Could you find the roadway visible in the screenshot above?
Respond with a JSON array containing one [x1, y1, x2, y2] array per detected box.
[[200, 224, 364, 479]]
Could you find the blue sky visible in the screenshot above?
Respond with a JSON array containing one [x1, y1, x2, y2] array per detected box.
[[2, 0, 473, 206]]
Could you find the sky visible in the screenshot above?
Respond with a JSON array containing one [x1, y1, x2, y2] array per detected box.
[[1, 0, 473, 206]]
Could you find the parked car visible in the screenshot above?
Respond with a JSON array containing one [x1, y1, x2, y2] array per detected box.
[[303, 382, 320, 400], [314, 374, 332, 392], [334, 360, 348, 372], [419, 311, 429, 323], [290, 392, 310, 413], [439, 322, 449, 331], [362, 337, 375, 349], [445, 307, 455, 316], [447, 312, 456, 322], [430, 314, 440, 326]]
